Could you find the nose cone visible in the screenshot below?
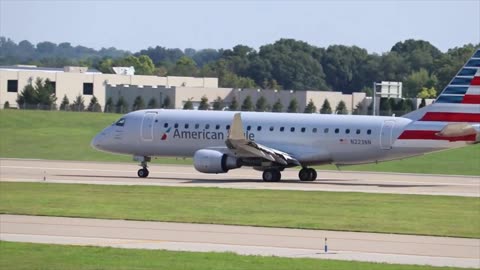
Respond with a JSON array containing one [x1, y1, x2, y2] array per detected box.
[[91, 132, 105, 151]]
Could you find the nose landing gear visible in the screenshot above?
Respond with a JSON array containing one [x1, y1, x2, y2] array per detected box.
[[134, 156, 151, 178]]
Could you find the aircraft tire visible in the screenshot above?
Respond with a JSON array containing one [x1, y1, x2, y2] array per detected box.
[[263, 169, 281, 182], [308, 168, 317, 181], [299, 168, 316, 181], [137, 168, 149, 178]]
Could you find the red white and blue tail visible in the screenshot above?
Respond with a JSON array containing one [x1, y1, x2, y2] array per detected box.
[[400, 49, 480, 143]]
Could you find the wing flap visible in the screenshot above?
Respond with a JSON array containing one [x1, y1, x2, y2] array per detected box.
[[226, 113, 299, 166]]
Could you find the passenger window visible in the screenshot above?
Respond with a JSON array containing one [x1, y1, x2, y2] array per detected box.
[[367, 129, 372, 135], [335, 128, 339, 134], [185, 124, 189, 129], [313, 128, 317, 133], [280, 127, 285, 132], [115, 118, 125, 127], [216, 124, 220, 130], [301, 127, 306, 133], [324, 128, 329, 133], [195, 123, 200, 129], [269, 126, 274, 131], [205, 124, 210, 129], [290, 127, 295, 132], [356, 129, 361, 134], [247, 125, 251, 131], [345, 129, 350, 134], [174, 123, 179, 128], [164, 123, 169, 128], [257, 126, 262, 131]]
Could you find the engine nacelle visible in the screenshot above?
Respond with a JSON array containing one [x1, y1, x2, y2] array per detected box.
[[193, 149, 241, 173]]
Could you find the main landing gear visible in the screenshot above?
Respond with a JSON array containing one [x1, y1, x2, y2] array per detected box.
[[299, 167, 317, 181], [134, 156, 151, 178], [262, 168, 281, 182]]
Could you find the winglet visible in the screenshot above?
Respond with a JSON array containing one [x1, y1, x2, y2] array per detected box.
[[228, 113, 245, 141]]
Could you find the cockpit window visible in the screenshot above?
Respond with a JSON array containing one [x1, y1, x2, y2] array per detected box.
[[115, 118, 126, 127]]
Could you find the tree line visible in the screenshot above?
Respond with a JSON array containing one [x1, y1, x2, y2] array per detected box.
[[1, 37, 478, 98]]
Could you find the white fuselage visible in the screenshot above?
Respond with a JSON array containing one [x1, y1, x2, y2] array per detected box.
[[92, 109, 461, 166]]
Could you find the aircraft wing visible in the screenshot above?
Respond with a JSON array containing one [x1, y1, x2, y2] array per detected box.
[[225, 113, 300, 166]]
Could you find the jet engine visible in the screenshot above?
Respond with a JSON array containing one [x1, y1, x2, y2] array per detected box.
[[193, 149, 241, 173]]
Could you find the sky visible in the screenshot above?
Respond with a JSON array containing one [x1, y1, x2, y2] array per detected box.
[[0, 0, 479, 53]]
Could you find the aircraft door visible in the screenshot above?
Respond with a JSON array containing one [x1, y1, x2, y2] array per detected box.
[[141, 112, 157, 141], [380, 120, 395, 150]]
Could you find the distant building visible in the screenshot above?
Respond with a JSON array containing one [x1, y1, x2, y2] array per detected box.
[[0, 65, 218, 109], [1, 64, 367, 113]]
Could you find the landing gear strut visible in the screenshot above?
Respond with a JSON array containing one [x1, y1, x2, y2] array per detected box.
[[299, 167, 317, 181], [134, 156, 151, 178], [262, 169, 281, 182]]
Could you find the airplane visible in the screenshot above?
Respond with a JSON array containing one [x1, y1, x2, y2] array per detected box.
[[91, 49, 480, 182]]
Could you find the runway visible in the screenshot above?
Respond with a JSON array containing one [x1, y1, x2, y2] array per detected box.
[[1, 159, 479, 197], [1, 215, 478, 268]]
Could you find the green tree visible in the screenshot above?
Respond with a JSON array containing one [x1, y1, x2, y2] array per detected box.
[[335, 100, 348, 114], [255, 96, 268, 112], [212, 96, 223, 110], [16, 78, 56, 109], [16, 83, 36, 107], [162, 96, 172, 109], [36, 78, 57, 109], [132, 96, 146, 111], [113, 55, 155, 75], [287, 98, 298, 113], [170, 56, 198, 76], [304, 99, 317, 113], [229, 96, 239, 111], [352, 102, 364, 115], [104, 97, 114, 113], [322, 45, 370, 93], [71, 94, 85, 111], [87, 96, 102, 112], [59, 95, 70, 111], [115, 96, 128, 113], [404, 69, 438, 98], [3, 101, 10, 109], [183, 99, 193, 110], [241, 96, 254, 111], [379, 98, 392, 116], [320, 99, 332, 114], [271, 99, 283, 112], [417, 87, 437, 99], [147, 97, 158, 109], [198, 95, 209, 110]]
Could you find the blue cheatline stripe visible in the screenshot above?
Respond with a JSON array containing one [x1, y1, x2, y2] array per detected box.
[[474, 50, 480, 58], [458, 68, 477, 76], [436, 95, 464, 103], [450, 77, 472, 85], [466, 59, 480, 67], [442, 86, 469, 95]]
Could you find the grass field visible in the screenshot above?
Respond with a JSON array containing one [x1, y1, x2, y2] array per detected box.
[[0, 110, 479, 175], [1, 242, 467, 270], [1, 182, 478, 238]]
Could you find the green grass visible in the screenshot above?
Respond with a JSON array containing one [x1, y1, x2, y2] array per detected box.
[[0, 110, 479, 175], [1, 182, 479, 238], [0, 242, 469, 270]]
